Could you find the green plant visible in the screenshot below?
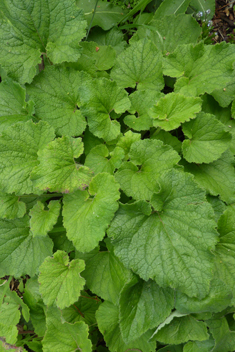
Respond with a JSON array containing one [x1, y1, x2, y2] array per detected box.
[[0, 0, 235, 351]]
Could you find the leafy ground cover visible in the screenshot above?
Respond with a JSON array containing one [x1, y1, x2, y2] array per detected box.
[[0, 0, 235, 351]]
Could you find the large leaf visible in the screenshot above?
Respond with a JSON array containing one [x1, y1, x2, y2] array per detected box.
[[76, 0, 128, 30], [115, 139, 180, 201], [124, 90, 163, 131], [150, 93, 202, 131], [119, 278, 174, 343], [29, 200, 60, 237], [182, 112, 232, 163], [182, 150, 235, 204], [0, 120, 55, 195], [175, 278, 232, 314], [27, 66, 89, 136], [132, 14, 201, 54], [96, 301, 156, 352], [0, 78, 33, 133], [214, 206, 235, 305], [42, 307, 92, 352], [0, 193, 26, 220], [39, 250, 85, 309], [85, 144, 124, 175], [111, 38, 164, 91], [0, 216, 53, 278], [82, 245, 133, 305], [207, 317, 235, 352], [154, 315, 209, 344], [0, 0, 87, 83], [163, 42, 235, 97], [31, 136, 93, 193], [190, 0, 215, 20], [109, 169, 218, 298], [80, 77, 130, 142], [63, 173, 120, 252], [153, 0, 191, 19]]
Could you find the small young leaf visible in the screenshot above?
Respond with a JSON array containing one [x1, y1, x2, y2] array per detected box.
[[63, 173, 120, 252], [182, 112, 232, 163], [80, 77, 130, 142], [31, 136, 93, 193], [115, 139, 180, 201], [150, 93, 202, 131], [111, 38, 164, 91], [39, 250, 85, 309], [42, 307, 92, 352], [29, 200, 61, 237], [0, 193, 26, 220]]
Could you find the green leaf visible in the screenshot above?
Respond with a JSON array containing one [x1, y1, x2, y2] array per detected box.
[[96, 301, 156, 352], [111, 39, 164, 91], [116, 131, 141, 160], [201, 94, 235, 154], [80, 77, 130, 142], [150, 93, 202, 131], [23, 277, 46, 337], [82, 247, 133, 305], [27, 66, 89, 136], [39, 250, 85, 309], [119, 278, 174, 343], [190, 0, 215, 20], [207, 317, 235, 352], [175, 278, 232, 314], [0, 78, 33, 133], [153, 0, 191, 19], [79, 41, 116, 71], [31, 136, 93, 193], [214, 206, 235, 305], [124, 90, 163, 131], [115, 139, 180, 201], [88, 27, 126, 56], [163, 42, 235, 97], [182, 112, 232, 163], [62, 292, 101, 326], [29, 200, 61, 237], [0, 0, 87, 83], [183, 338, 215, 352], [154, 315, 209, 344], [206, 195, 226, 222], [151, 129, 182, 153], [109, 169, 218, 298], [76, 0, 128, 31], [0, 193, 26, 220], [42, 307, 92, 352], [0, 295, 21, 344], [132, 14, 201, 54], [85, 145, 124, 175], [63, 173, 120, 252], [181, 150, 235, 204], [0, 216, 53, 278], [0, 120, 55, 195]]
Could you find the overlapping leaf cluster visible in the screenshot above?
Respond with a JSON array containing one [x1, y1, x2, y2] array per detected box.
[[0, 0, 235, 351]]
